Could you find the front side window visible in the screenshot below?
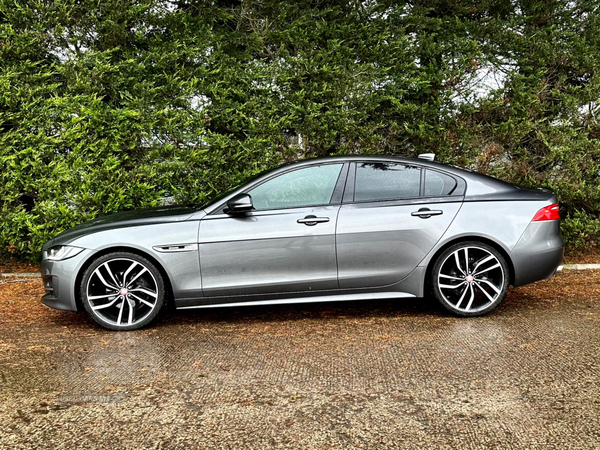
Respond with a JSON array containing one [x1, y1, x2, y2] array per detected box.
[[249, 164, 343, 210], [354, 162, 421, 202]]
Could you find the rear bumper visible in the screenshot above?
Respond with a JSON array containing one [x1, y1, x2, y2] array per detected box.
[[511, 220, 564, 287]]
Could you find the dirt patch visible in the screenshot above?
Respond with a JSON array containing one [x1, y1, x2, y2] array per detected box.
[[0, 257, 40, 274], [0, 278, 51, 325], [564, 246, 600, 264], [510, 268, 600, 304]]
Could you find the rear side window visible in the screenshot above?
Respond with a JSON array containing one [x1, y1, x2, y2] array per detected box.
[[354, 162, 421, 202], [424, 170, 457, 196]]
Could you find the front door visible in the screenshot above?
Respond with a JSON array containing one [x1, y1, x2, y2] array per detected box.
[[199, 163, 345, 297]]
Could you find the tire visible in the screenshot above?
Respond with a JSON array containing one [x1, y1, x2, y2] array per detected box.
[[80, 252, 166, 331], [432, 241, 510, 317]]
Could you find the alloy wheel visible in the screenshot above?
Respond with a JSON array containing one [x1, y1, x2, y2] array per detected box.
[[83, 255, 163, 329], [434, 244, 508, 315]]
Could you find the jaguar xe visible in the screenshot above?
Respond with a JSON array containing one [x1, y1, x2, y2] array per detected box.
[[41, 155, 564, 330]]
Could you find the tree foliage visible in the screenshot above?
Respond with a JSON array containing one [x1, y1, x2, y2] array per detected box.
[[1, 0, 599, 258]]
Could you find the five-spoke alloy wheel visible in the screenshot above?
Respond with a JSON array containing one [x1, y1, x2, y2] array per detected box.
[[432, 242, 509, 316], [81, 252, 166, 330]]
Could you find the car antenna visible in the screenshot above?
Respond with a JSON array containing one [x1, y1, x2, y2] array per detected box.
[[418, 153, 435, 161]]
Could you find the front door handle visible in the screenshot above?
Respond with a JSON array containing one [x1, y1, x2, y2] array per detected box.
[[297, 215, 330, 226], [411, 208, 443, 219]]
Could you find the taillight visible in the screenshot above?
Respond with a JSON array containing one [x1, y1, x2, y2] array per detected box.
[[532, 203, 560, 221]]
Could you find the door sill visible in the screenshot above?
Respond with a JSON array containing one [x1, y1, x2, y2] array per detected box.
[[177, 291, 415, 310]]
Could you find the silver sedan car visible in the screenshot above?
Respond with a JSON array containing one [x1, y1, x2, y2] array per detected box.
[[41, 155, 564, 330]]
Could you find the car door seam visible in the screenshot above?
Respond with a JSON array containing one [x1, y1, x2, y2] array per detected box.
[[334, 204, 343, 290], [416, 200, 465, 269]]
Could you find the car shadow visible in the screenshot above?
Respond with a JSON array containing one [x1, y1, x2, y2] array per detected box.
[[156, 285, 546, 329], [159, 295, 447, 327]]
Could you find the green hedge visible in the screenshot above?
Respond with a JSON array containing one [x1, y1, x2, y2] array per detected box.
[[1, 0, 599, 259]]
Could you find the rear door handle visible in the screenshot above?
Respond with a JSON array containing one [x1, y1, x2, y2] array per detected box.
[[411, 208, 443, 219], [297, 215, 330, 226]]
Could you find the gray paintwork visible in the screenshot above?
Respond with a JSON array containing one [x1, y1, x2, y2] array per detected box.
[[336, 201, 462, 289], [199, 205, 340, 296], [41, 155, 564, 314]]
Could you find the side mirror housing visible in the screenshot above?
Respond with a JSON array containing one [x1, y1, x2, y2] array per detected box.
[[226, 193, 253, 214]]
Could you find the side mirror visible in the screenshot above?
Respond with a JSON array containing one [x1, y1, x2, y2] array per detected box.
[[226, 193, 253, 214]]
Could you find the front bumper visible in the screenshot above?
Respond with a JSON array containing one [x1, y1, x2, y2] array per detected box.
[[41, 249, 93, 312]]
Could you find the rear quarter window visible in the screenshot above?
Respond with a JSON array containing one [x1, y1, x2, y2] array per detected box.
[[424, 170, 457, 197]]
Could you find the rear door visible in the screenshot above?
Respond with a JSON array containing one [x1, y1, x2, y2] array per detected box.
[[336, 161, 464, 289]]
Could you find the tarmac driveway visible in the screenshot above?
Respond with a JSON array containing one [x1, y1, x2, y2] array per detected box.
[[1, 270, 599, 449]]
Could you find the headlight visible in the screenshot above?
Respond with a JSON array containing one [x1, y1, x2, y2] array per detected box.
[[46, 245, 85, 261]]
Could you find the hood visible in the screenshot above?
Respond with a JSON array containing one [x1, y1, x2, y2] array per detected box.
[[43, 205, 197, 250]]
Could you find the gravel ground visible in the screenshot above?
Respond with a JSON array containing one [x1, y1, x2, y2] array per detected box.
[[1, 270, 599, 449]]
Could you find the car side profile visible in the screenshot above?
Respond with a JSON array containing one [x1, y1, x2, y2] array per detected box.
[[41, 155, 564, 330]]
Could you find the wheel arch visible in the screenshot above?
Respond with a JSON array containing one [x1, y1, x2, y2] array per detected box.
[[424, 236, 515, 295], [74, 246, 174, 312]]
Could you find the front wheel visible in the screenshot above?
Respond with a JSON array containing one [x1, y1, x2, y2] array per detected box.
[[432, 242, 510, 317], [80, 252, 166, 330]]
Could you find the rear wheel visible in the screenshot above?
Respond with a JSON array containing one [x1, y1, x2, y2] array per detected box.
[[432, 242, 509, 317], [80, 252, 165, 330]]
